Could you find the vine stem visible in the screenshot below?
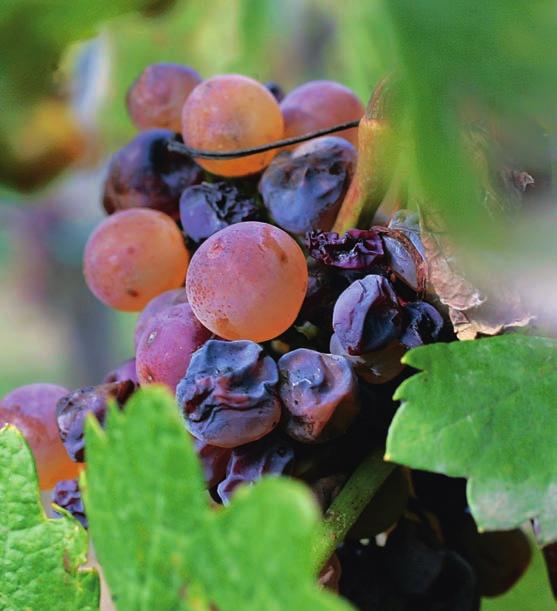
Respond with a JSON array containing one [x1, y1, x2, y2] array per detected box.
[[167, 119, 360, 159], [313, 448, 396, 570]]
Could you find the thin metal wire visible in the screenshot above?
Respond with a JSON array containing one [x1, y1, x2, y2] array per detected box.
[[167, 119, 360, 159]]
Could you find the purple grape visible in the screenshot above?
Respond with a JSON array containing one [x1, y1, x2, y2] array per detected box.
[[180, 182, 260, 244], [306, 229, 384, 269], [136, 302, 213, 393], [52, 479, 87, 528], [103, 358, 139, 386], [400, 302, 444, 348], [259, 141, 356, 235], [56, 381, 135, 462], [176, 340, 281, 448], [134, 287, 189, 349], [103, 129, 202, 218], [293, 136, 357, 163], [332, 275, 401, 356], [278, 349, 359, 443], [216, 434, 294, 503]]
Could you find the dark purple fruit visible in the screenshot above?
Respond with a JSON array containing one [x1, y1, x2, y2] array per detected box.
[[306, 229, 384, 269], [176, 340, 281, 448], [103, 129, 202, 218], [52, 479, 87, 528]]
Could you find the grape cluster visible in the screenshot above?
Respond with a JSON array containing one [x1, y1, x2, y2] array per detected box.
[[0, 62, 533, 607]]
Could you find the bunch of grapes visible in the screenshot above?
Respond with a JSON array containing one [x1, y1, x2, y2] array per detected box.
[[0, 63, 532, 609]]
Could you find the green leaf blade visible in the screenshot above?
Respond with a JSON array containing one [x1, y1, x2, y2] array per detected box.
[[85, 386, 351, 611], [387, 335, 557, 543], [0, 425, 99, 611]]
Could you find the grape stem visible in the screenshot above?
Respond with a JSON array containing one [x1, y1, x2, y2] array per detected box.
[[313, 448, 395, 570], [167, 120, 360, 159]]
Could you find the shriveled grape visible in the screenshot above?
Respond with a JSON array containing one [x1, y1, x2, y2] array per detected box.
[[103, 130, 202, 218], [56, 380, 135, 462], [134, 287, 189, 349], [216, 434, 294, 504], [52, 479, 87, 528], [186, 222, 308, 342], [127, 63, 202, 132], [293, 136, 357, 162], [306, 229, 384, 269], [176, 340, 281, 448], [280, 80, 364, 147], [259, 139, 356, 235], [278, 349, 359, 443], [181, 74, 283, 176], [193, 438, 231, 489], [180, 181, 260, 244], [83, 209, 189, 312], [0, 384, 79, 489], [136, 302, 213, 392]]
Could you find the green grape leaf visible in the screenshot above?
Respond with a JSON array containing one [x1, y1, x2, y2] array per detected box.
[[0, 425, 99, 610], [84, 386, 351, 611], [386, 335, 557, 544]]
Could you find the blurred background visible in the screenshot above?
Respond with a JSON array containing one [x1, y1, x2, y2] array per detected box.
[[0, 0, 554, 607]]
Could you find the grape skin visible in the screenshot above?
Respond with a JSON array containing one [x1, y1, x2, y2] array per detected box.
[[134, 287, 189, 349], [136, 303, 213, 392], [83, 209, 189, 312], [0, 384, 79, 489], [181, 75, 284, 177], [280, 80, 364, 147], [186, 222, 308, 342], [127, 63, 202, 133]]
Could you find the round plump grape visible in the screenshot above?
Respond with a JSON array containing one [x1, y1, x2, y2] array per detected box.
[[83, 209, 189, 312], [134, 287, 189, 349], [103, 129, 202, 218], [333, 275, 401, 355], [280, 80, 364, 147], [52, 479, 87, 528], [216, 434, 294, 503], [181, 75, 283, 177], [136, 302, 213, 392], [0, 384, 79, 489], [278, 349, 359, 443], [259, 141, 356, 235], [56, 381, 135, 462], [186, 222, 308, 342], [180, 181, 260, 244], [176, 340, 281, 448], [104, 358, 139, 385], [126, 63, 202, 132], [293, 135, 357, 162]]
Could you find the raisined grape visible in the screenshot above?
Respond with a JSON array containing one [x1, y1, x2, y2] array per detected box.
[[306, 229, 384, 269], [400, 302, 444, 348], [181, 75, 283, 177], [333, 275, 401, 355], [293, 136, 357, 163], [216, 434, 294, 503], [136, 303, 213, 392], [56, 381, 135, 462], [103, 130, 202, 218], [259, 141, 355, 235], [180, 181, 260, 244], [176, 340, 281, 448], [318, 554, 342, 593], [0, 384, 79, 489], [186, 222, 308, 342], [134, 287, 189, 349], [103, 358, 139, 386], [83, 209, 189, 312], [194, 438, 231, 489], [126, 63, 202, 133], [264, 81, 285, 102], [52, 479, 87, 528], [280, 80, 364, 147], [278, 349, 359, 443]]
